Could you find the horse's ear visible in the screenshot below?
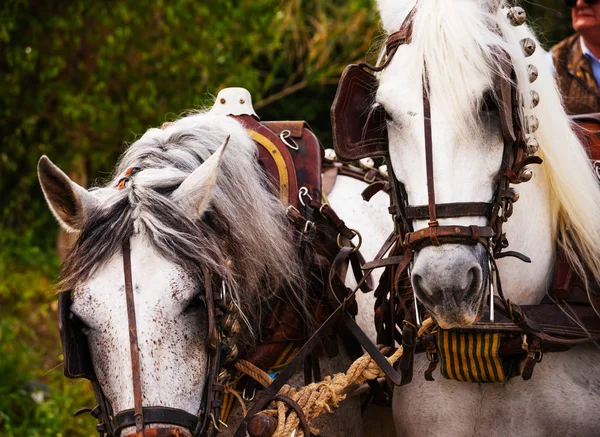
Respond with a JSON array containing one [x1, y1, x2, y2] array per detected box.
[[171, 136, 229, 217], [38, 156, 98, 233]]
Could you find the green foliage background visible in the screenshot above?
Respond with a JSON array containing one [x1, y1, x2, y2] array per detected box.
[[0, 1, 574, 435]]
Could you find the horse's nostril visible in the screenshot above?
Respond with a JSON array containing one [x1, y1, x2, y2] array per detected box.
[[462, 265, 483, 301], [412, 273, 435, 308]]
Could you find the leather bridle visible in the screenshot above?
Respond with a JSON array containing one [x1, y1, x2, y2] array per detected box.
[[350, 10, 544, 306], [75, 239, 232, 437]]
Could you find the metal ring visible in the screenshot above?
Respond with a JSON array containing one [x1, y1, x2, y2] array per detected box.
[[280, 129, 299, 150], [594, 160, 600, 180], [336, 228, 362, 253], [298, 187, 313, 207], [242, 387, 255, 401]]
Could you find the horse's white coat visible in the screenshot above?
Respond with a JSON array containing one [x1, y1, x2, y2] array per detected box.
[[72, 235, 208, 414], [373, 0, 600, 435]]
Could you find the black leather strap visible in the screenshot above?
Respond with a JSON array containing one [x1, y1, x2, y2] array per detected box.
[[112, 407, 201, 435], [404, 202, 493, 221]]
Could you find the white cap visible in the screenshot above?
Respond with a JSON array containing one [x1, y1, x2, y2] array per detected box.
[[209, 87, 259, 119]]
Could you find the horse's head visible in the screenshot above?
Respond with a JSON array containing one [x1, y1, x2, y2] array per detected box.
[[38, 113, 301, 436], [375, 0, 543, 328]]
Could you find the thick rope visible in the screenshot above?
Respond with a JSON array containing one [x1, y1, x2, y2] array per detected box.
[[232, 319, 438, 436], [251, 347, 404, 437]]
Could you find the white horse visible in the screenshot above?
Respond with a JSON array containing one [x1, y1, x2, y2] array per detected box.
[[38, 112, 367, 437], [369, 0, 600, 436]]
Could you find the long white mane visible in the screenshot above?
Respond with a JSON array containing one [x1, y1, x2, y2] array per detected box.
[[377, 0, 600, 287]]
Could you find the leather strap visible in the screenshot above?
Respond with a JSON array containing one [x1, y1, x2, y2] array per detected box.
[[123, 240, 145, 434], [404, 202, 493, 221], [405, 225, 494, 250], [112, 407, 201, 436], [423, 70, 438, 229], [233, 247, 397, 437]]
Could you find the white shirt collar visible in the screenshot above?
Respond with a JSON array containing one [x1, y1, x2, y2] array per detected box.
[[581, 36, 599, 62]]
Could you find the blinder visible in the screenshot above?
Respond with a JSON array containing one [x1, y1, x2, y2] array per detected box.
[[58, 290, 97, 381], [331, 64, 388, 161]]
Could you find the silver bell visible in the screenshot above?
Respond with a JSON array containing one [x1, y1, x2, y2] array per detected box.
[[528, 65, 539, 83], [507, 7, 526, 26], [530, 90, 540, 108], [379, 165, 388, 178], [360, 157, 375, 169], [324, 148, 337, 161], [518, 168, 533, 183], [526, 115, 539, 134], [520, 38, 536, 57], [524, 137, 539, 155]]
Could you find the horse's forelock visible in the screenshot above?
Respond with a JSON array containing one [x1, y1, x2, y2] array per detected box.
[[62, 112, 305, 337]]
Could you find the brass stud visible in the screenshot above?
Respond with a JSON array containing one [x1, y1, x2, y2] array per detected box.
[[226, 344, 239, 363], [239, 98, 245, 104], [526, 115, 539, 134], [524, 137, 539, 155], [530, 90, 540, 108], [520, 38, 536, 57], [507, 7, 526, 26], [222, 313, 236, 331], [220, 98, 226, 104], [528, 65, 538, 83], [228, 320, 241, 337]]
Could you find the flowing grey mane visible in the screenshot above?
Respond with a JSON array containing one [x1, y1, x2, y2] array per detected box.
[[62, 112, 304, 332]]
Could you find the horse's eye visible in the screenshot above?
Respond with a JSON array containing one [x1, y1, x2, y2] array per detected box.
[[480, 91, 499, 114], [184, 292, 206, 313]]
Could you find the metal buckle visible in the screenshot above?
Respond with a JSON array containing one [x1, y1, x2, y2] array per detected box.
[[303, 220, 315, 234], [242, 387, 256, 402], [280, 129, 299, 150]]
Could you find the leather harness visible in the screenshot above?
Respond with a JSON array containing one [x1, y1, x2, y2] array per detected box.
[[330, 8, 600, 385]]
